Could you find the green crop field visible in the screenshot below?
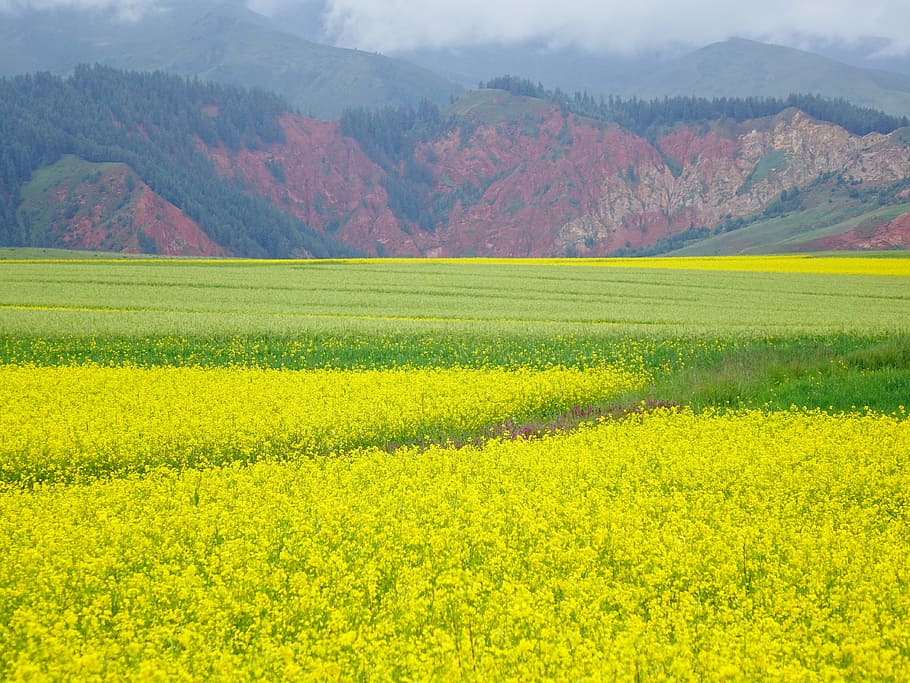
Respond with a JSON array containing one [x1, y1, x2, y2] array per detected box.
[[2, 255, 909, 412], [2, 254, 909, 680], [2, 256, 909, 336]]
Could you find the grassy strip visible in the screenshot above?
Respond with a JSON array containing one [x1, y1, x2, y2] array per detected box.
[[464, 400, 679, 446], [2, 332, 907, 418], [460, 333, 910, 448], [0, 333, 692, 371], [623, 333, 910, 413]]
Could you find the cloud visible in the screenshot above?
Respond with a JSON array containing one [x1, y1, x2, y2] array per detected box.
[[310, 0, 910, 55], [0, 0, 162, 21], [246, 0, 295, 14], [3, 0, 909, 55]]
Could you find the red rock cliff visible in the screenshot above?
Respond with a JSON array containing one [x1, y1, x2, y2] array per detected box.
[[203, 104, 910, 256]]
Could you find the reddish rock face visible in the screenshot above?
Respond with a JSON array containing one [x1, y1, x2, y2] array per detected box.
[[416, 113, 668, 257], [804, 212, 910, 251], [129, 184, 227, 257], [207, 116, 414, 256], [44, 164, 226, 256], [201, 105, 910, 257]]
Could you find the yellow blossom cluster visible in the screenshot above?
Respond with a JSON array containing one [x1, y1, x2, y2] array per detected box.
[[10, 255, 908, 277], [0, 364, 647, 485], [404, 255, 910, 276], [1, 408, 908, 680], [562, 255, 910, 276]]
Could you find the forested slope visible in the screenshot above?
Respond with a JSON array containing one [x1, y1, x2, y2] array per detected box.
[[0, 66, 356, 257], [3, 67, 910, 257]]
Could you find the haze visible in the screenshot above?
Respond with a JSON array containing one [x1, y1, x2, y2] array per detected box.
[[2, 0, 908, 56]]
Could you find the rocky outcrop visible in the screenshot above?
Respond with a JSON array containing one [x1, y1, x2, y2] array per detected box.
[[41, 164, 225, 256], [558, 110, 910, 255], [803, 211, 910, 251], [203, 104, 910, 256], [206, 115, 410, 255]]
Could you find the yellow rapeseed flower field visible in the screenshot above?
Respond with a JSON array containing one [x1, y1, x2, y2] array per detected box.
[[361, 255, 910, 277], [0, 364, 647, 484], [10, 255, 908, 277], [2, 256, 908, 680], [1, 409, 908, 680]]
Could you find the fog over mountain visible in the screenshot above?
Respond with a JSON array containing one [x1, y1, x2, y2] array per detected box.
[[4, 0, 910, 59], [5, 0, 910, 114]]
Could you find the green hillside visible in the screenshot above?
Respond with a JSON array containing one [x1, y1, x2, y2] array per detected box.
[[16, 156, 128, 248], [0, 66, 356, 257], [0, 2, 462, 120], [630, 38, 910, 117], [669, 181, 910, 255], [669, 203, 910, 255]]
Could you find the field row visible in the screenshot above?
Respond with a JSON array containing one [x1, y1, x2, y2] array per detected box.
[[2, 259, 909, 337], [0, 364, 646, 485], [0, 332, 689, 370], [2, 409, 908, 680], [5, 252, 910, 275]]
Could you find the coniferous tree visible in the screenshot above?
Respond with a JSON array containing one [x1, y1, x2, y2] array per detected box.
[[0, 66, 358, 256]]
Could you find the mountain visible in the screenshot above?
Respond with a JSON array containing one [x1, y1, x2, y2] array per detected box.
[[628, 38, 910, 117], [390, 42, 669, 94], [805, 38, 910, 77], [390, 38, 910, 119], [5, 3, 910, 120], [0, 2, 462, 119], [2, 68, 909, 257], [0, 66, 357, 257]]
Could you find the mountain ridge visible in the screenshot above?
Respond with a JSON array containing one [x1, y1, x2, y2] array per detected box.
[[5, 5, 910, 118], [3, 68, 909, 257], [0, 2, 463, 119], [628, 38, 910, 117]]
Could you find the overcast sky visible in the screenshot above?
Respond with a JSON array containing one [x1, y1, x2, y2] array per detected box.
[[3, 0, 909, 55]]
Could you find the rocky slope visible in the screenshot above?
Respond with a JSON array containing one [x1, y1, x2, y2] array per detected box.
[[805, 211, 910, 251], [203, 100, 910, 257], [20, 159, 226, 256]]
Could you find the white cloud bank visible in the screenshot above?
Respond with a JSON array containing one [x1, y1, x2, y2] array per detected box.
[[317, 0, 910, 55], [3, 0, 909, 55], [0, 0, 155, 20]]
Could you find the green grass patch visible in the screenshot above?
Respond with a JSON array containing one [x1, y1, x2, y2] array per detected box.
[[674, 198, 910, 256], [446, 89, 552, 124], [623, 333, 910, 413], [740, 149, 788, 192]]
